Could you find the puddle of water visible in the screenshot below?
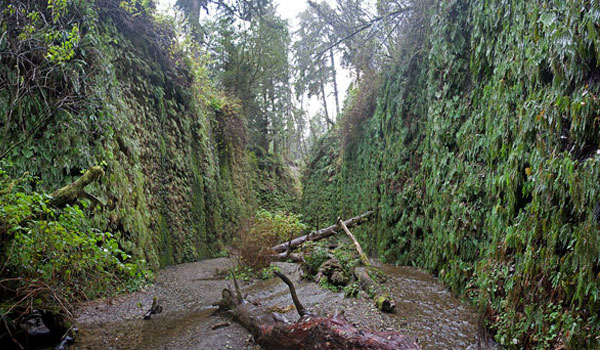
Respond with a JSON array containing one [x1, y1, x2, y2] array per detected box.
[[74, 307, 216, 350]]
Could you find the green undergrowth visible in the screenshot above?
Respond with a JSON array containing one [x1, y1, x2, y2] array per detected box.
[[301, 240, 361, 293], [302, 0, 600, 348], [251, 149, 302, 213], [0, 169, 149, 333], [235, 208, 307, 271]]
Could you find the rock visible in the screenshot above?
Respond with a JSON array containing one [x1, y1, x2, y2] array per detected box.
[[318, 259, 350, 286]]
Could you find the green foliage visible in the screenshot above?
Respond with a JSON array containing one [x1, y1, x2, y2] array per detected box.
[[339, 73, 382, 150], [227, 265, 254, 282], [254, 209, 307, 242], [236, 209, 306, 270], [300, 131, 342, 229], [259, 265, 281, 280], [200, 5, 297, 155], [343, 281, 360, 298], [318, 277, 341, 293], [331, 243, 360, 270], [0, 169, 148, 322], [302, 241, 331, 277], [251, 151, 302, 213], [301, 240, 360, 282], [302, 0, 600, 348], [0, 0, 257, 272], [119, 0, 153, 15]]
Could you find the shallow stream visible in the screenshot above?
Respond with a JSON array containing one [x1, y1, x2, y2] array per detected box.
[[71, 258, 498, 350]]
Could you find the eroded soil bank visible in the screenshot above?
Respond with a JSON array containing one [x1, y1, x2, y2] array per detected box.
[[71, 258, 499, 350]]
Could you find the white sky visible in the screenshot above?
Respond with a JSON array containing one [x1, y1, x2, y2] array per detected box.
[[157, 0, 352, 123]]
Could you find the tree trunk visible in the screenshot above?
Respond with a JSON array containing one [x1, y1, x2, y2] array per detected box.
[[218, 272, 419, 350], [319, 66, 334, 127], [337, 216, 370, 267], [271, 211, 373, 254], [48, 166, 104, 208], [329, 49, 340, 117]]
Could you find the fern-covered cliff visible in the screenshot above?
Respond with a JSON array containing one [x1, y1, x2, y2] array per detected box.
[[302, 0, 600, 348], [0, 0, 261, 269], [1, 3, 301, 345]]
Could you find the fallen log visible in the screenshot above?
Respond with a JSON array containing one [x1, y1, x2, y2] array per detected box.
[[273, 252, 305, 263], [272, 211, 373, 254], [336, 217, 396, 313], [338, 216, 371, 267], [218, 271, 419, 350], [354, 267, 396, 313], [49, 166, 104, 208]]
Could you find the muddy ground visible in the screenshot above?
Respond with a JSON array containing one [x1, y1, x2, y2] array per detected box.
[[71, 258, 498, 350]]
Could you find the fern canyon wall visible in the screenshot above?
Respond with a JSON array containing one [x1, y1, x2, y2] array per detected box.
[[1, 2, 304, 345], [0, 0, 272, 269], [302, 0, 600, 348]]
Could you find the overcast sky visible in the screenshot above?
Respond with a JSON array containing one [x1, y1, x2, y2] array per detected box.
[[157, 0, 351, 122]]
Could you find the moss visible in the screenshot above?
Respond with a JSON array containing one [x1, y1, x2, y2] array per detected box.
[[49, 166, 104, 207]]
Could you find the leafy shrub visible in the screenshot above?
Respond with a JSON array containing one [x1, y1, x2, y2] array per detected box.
[[0, 170, 147, 326], [259, 265, 281, 280], [343, 282, 360, 298], [235, 209, 307, 271]]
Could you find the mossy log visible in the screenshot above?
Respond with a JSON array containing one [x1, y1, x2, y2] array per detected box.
[[48, 166, 104, 208], [336, 216, 396, 313], [271, 211, 373, 254], [354, 267, 396, 313], [218, 272, 419, 350]]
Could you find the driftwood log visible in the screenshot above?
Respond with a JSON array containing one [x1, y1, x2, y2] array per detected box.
[[218, 271, 419, 350], [272, 211, 373, 254]]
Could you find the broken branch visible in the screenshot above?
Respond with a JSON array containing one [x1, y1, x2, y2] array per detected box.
[[337, 216, 370, 267], [49, 166, 104, 208], [274, 271, 306, 317]]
